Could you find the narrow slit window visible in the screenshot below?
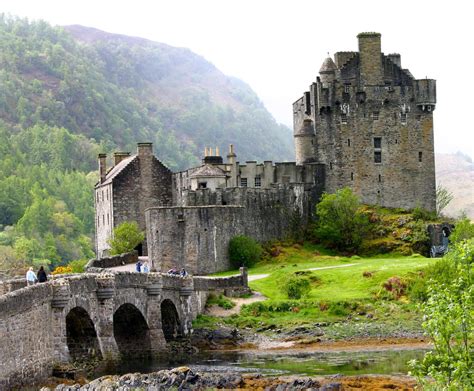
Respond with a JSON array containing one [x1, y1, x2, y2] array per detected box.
[[107, 213, 109, 225], [378, 174, 382, 182], [347, 139, 351, 147], [419, 152, 423, 162], [330, 162, 333, 170], [350, 172, 354, 181], [102, 215, 105, 225]]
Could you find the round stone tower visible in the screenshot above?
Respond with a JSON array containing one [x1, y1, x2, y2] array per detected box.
[[294, 118, 315, 165], [319, 56, 337, 84]]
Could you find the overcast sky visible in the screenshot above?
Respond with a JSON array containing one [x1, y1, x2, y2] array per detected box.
[[3, 0, 473, 158]]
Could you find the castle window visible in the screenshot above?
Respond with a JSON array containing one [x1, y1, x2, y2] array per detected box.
[[395, 139, 398, 144], [401, 113, 407, 124], [374, 137, 382, 149], [255, 175, 261, 187], [374, 151, 382, 163], [351, 172, 354, 181], [379, 174, 382, 182], [107, 213, 109, 225], [419, 152, 423, 162], [198, 182, 207, 189], [240, 178, 248, 187], [341, 114, 348, 124], [344, 84, 351, 93], [97, 216, 99, 227], [102, 190, 104, 202], [330, 162, 333, 170], [304, 92, 311, 115], [347, 139, 351, 147], [102, 215, 105, 225], [373, 112, 379, 120]]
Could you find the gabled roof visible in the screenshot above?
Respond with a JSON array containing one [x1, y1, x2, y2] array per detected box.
[[189, 164, 227, 178], [96, 155, 137, 187]]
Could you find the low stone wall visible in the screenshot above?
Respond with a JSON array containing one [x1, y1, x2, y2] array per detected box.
[[0, 278, 26, 295], [85, 251, 138, 270], [193, 267, 249, 297]]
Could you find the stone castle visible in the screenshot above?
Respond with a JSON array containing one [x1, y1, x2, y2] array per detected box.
[[95, 32, 436, 274]]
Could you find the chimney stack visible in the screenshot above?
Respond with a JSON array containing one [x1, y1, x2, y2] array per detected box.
[[113, 152, 131, 166], [137, 142, 153, 157], [357, 32, 382, 86], [98, 153, 107, 183]]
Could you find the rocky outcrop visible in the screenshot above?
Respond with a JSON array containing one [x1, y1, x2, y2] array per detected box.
[[44, 367, 418, 390]]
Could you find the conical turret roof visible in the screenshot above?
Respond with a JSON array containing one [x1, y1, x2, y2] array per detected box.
[[319, 57, 337, 73]]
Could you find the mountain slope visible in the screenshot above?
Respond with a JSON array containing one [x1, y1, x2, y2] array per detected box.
[[436, 152, 474, 219]]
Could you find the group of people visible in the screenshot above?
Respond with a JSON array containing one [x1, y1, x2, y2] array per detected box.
[[135, 260, 150, 273], [167, 267, 188, 277], [25, 266, 48, 285]]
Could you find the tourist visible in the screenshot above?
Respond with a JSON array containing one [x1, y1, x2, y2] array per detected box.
[[143, 261, 150, 273], [37, 266, 48, 283], [167, 267, 177, 275], [180, 268, 188, 278], [26, 267, 37, 285], [136, 260, 142, 272]]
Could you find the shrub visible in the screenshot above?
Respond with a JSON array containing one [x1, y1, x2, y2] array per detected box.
[[206, 293, 235, 310], [450, 217, 474, 244], [328, 301, 357, 316], [228, 235, 262, 268], [282, 275, 311, 299], [52, 265, 72, 275], [108, 221, 144, 255], [67, 259, 87, 273], [412, 206, 437, 221], [315, 188, 369, 252], [382, 276, 407, 299]]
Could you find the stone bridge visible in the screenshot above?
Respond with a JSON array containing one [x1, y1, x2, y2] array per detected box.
[[0, 269, 248, 389]]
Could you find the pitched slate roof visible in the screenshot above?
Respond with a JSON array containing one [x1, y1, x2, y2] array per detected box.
[[96, 155, 137, 187]]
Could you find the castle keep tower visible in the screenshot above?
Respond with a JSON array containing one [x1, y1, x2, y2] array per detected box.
[[293, 32, 436, 211]]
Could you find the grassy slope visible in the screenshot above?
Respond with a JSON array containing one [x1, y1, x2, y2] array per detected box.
[[201, 243, 435, 332]]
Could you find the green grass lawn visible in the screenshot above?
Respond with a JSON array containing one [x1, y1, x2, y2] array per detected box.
[[201, 242, 436, 331]]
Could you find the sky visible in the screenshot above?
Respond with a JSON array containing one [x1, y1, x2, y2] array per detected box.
[[2, 0, 473, 158]]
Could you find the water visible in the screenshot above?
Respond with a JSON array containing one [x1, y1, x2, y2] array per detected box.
[[91, 348, 427, 378]]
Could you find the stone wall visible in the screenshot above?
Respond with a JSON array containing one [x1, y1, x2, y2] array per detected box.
[[146, 185, 316, 275], [0, 272, 247, 389], [85, 251, 138, 270]]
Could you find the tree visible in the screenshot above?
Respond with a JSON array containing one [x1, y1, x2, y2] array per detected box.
[[436, 185, 454, 217], [410, 240, 473, 389], [315, 187, 369, 252], [228, 235, 262, 268], [108, 221, 144, 255]]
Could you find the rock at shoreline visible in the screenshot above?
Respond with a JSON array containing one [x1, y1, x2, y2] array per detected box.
[[43, 367, 418, 390]]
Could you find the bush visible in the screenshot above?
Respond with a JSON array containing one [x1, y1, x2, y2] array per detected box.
[[450, 217, 474, 244], [67, 259, 87, 273], [108, 221, 144, 255], [228, 235, 262, 268], [206, 293, 235, 310], [315, 188, 369, 252], [282, 275, 311, 299], [412, 206, 437, 221]]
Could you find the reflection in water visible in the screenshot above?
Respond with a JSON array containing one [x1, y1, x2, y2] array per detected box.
[[91, 348, 427, 379]]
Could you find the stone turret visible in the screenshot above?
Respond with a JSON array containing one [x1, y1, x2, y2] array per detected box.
[[294, 119, 315, 165], [319, 56, 337, 84]]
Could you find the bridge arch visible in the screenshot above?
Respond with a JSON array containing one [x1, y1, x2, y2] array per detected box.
[[113, 303, 151, 358], [161, 299, 181, 341], [65, 306, 101, 361]]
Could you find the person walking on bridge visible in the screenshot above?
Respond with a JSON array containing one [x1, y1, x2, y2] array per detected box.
[[26, 267, 37, 285], [37, 266, 47, 283]]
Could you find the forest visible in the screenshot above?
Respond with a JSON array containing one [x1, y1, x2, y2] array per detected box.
[[0, 15, 294, 274]]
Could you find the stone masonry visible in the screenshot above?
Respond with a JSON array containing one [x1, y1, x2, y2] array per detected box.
[[0, 270, 248, 389]]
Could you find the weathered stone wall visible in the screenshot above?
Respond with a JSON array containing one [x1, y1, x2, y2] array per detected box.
[[147, 185, 316, 274], [0, 272, 247, 389], [85, 251, 138, 270]]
